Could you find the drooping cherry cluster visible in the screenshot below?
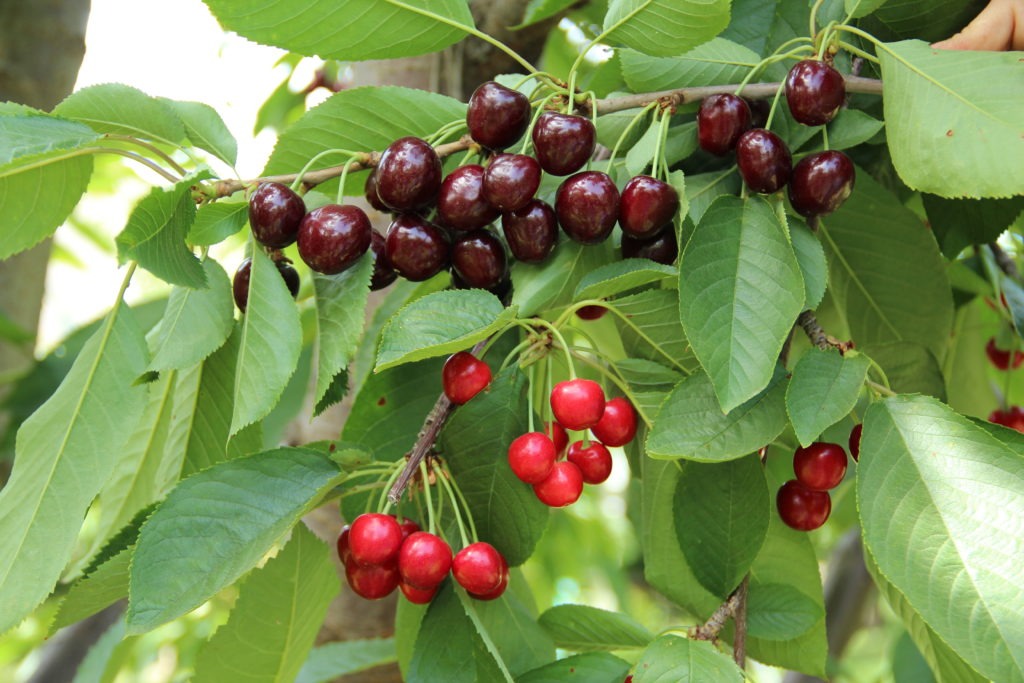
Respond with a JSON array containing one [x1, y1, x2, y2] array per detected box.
[[777, 425, 860, 531]]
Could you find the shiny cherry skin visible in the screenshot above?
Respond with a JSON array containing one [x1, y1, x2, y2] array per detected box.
[[348, 513, 404, 567], [452, 542, 506, 596], [793, 442, 848, 491], [736, 129, 792, 194], [985, 337, 1024, 370], [469, 553, 508, 600], [697, 94, 752, 156], [467, 81, 531, 150], [848, 424, 863, 462], [297, 204, 372, 275], [776, 480, 832, 531], [345, 558, 399, 599], [544, 421, 568, 456], [232, 258, 300, 312], [248, 181, 306, 249], [508, 432, 557, 484], [550, 378, 606, 430], [451, 229, 507, 290], [533, 460, 585, 507], [567, 440, 613, 485], [618, 175, 679, 239], [336, 524, 352, 564], [556, 171, 620, 245], [532, 112, 595, 176], [621, 230, 678, 265], [502, 198, 558, 263], [398, 518, 420, 540], [369, 230, 398, 291], [786, 60, 846, 126], [384, 214, 450, 281], [591, 397, 638, 447], [438, 165, 500, 231], [788, 150, 855, 217], [375, 136, 442, 211], [442, 351, 492, 405], [576, 305, 607, 321], [483, 154, 542, 212], [398, 532, 453, 590], [364, 169, 390, 213], [399, 581, 438, 604]]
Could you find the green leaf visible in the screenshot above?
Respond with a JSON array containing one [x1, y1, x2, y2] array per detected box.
[[188, 200, 248, 246], [516, 0, 578, 27], [620, 39, 759, 92], [0, 306, 147, 633], [684, 169, 740, 225], [538, 604, 653, 651], [609, 289, 694, 374], [923, 194, 1024, 258], [845, 0, 888, 18], [786, 349, 870, 447], [203, 0, 475, 61], [0, 114, 100, 166], [51, 546, 132, 633], [674, 455, 770, 597], [632, 635, 743, 683], [624, 118, 661, 176], [679, 195, 804, 411], [647, 368, 788, 462], [441, 367, 549, 566], [791, 221, 827, 309], [54, 83, 185, 146], [893, 632, 938, 683], [859, 396, 1024, 683], [516, 653, 631, 682], [193, 524, 339, 683], [127, 447, 343, 633], [115, 177, 207, 288], [603, 0, 731, 57], [148, 259, 233, 371], [575, 259, 676, 301], [296, 639, 398, 683], [860, 0, 984, 43], [614, 358, 682, 392], [878, 40, 1024, 198], [375, 290, 515, 371], [746, 583, 822, 641], [824, 108, 884, 150], [863, 341, 946, 400], [72, 616, 128, 683], [162, 98, 238, 166], [313, 254, 372, 405], [231, 248, 302, 436], [511, 240, 616, 316]]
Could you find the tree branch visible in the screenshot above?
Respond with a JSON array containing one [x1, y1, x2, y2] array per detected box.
[[691, 582, 744, 642], [797, 310, 853, 353], [990, 242, 1020, 282], [733, 576, 749, 668]]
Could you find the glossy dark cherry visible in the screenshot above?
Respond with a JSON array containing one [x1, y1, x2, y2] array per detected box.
[[483, 154, 541, 212], [736, 129, 792, 194], [550, 378, 606, 431], [398, 532, 453, 589], [467, 81, 531, 150], [345, 558, 399, 600], [985, 337, 1024, 370], [776, 480, 831, 531], [369, 230, 398, 291], [697, 94, 752, 156], [384, 214, 450, 281], [989, 406, 1024, 433], [544, 421, 568, 456], [508, 432, 557, 484], [786, 60, 846, 126], [363, 169, 390, 213], [248, 181, 306, 249], [501, 198, 558, 263], [848, 424, 863, 462], [576, 305, 607, 321], [374, 136, 442, 211], [348, 513, 404, 567], [618, 175, 679, 239], [789, 150, 855, 217], [621, 230, 678, 265], [567, 440, 613, 485], [746, 98, 770, 129], [531, 112, 595, 176], [533, 460, 585, 507], [451, 229, 507, 290], [793, 442, 848, 491], [591, 397, 637, 447], [442, 351, 492, 405], [232, 258, 300, 312], [297, 204, 372, 275], [438, 165, 500, 231], [556, 171, 620, 245], [452, 542, 506, 596], [399, 581, 438, 605]]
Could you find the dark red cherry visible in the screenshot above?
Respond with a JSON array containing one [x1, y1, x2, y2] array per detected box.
[[785, 60, 846, 126], [508, 432, 557, 484], [567, 440, 613, 485], [398, 532, 453, 589], [369, 230, 398, 291], [438, 165, 500, 232], [336, 524, 352, 564], [618, 175, 679, 239], [375, 137, 442, 212], [533, 460, 584, 507], [345, 558, 399, 599], [467, 81, 531, 150], [248, 182, 306, 249], [442, 351, 492, 405], [591, 397, 637, 447], [297, 204, 372, 275], [556, 171, 620, 245], [788, 150, 855, 217], [364, 169, 390, 213], [483, 154, 541, 212], [348, 513, 404, 567], [621, 230, 678, 265], [776, 480, 831, 531], [384, 214, 450, 281], [501, 198, 558, 263], [736, 129, 792, 194], [848, 424, 863, 462], [532, 112, 595, 176], [550, 378, 606, 430], [697, 94, 752, 156], [793, 442, 848, 490], [232, 257, 300, 312], [745, 98, 770, 129], [451, 229, 507, 290], [452, 542, 505, 596], [576, 305, 607, 321]]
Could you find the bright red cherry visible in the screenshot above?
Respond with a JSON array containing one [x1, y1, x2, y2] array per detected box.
[[567, 440, 613, 485], [508, 432, 557, 484], [697, 94, 752, 156], [793, 442, 848, 491], [985, 337, 1024, 370], [469, 554, 508, 601], [736, 129, 792, 194], [989, 406, 1024, 433], [398, 532, 453, 589], [501, 198, 558, 263], [297, 204, 372, 275], [467, 81, 531, 150], [452, 542, 506, 596], [533, 460, 584, 507], [348, 513, 404, 567], [532, 112, 595, 176], [544, 421, 568, 456], [398, 518, 420, 540], [776, 480, 832, 531], [336, 525, 351, 564], [591, 397, 637, 447], [345, 558, 399, 599], [437, 165, 500, 232], [556, 171, 620, 245], [483, 153, 541, 212], [576, 305, 607, 321], [400, 581, 438, 605], [550, 379, 606, 430], [248, 181, 306, 248], [785, 60, 846, 126], [788, 150, 855, 217], [618, 175, 679, 239], [848, 424, 862, 462], [375, 136, 442, 211], [442, 351, 492, 405]]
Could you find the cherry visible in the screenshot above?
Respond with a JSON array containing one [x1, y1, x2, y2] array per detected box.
[[399, 581, 438, 605], [621, 230, 678, 265], [297, 204, 372, 275], [398, 518, 420, 540], [398, 532, 453, 589], [451, 229, 507, 290], [442, 351, 492, 405], [544, 421, 569, 456], [533, 460, 584, 507], [788, 150, 855, 217], [848, 424, 862, 462], [776, 480, 831, 531], [384, 214, 450, 281], [248, 181, 306, 249], [369, 230, 398, 291], [556, 171, 620, 245], [348, 513, 404, 567], [451, 269, 512, 300], [550, 378, 606, 430], [531, 112, 595, 176], [363, 169, 390, 213], [985, 337, 1024, 370], [591, 397, 638, 447], [785, 60, 845, 126], [467, 81, 531, 150], [508, 432, 557, 484], [567, 440, 613, 485], [793, 442, 848, 491], [576, 305, 607, 321], [232, 258, 300, 312], [345, 558, 399, 599], [746, 98, 770, 129], [437, 165, 500, 231], [618, 175, 679, 239], [374, 136, 442, 211], [483, 154, 541, 212], [501, 198, 558, 263], [736, 129, 792, 194], [452, 542, 506, 596], [336, 524, 351, 564], [469, 554, 508, 600], [697, 94, 752, 156], [989, 406, 1024, 433]]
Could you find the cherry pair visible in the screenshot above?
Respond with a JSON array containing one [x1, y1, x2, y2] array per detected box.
[[776, 440, 849, 531]]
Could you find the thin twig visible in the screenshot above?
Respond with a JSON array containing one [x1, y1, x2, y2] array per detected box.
[[990, 243, 1021, 282], [733, 577, 749, 668], [797, 310, 852, 353], [691, 586, 743, 641]]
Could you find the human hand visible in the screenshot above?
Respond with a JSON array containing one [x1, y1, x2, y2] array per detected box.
[[932, 0, 1024, 51]]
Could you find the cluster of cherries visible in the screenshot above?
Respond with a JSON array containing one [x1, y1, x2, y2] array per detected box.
[[986, 336, 1024, 432], [337, 512, 509, 603], [776, 425, 860, 531], [697, 58, 856, 217]]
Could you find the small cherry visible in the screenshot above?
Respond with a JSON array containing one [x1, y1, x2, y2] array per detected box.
[[348, 513, 404, 567], [297, 204, 372, 275], [501, 198, 558, 263], [618, 175, 679, 239], [793, 442, 848, 490], [398, 518, 420, 540], [550, 378, 606, 430], [621, 230, 678, 265], [232, 258, 299, 313], [556, 171, 620, 245], [533, 460, 584, 507], [591, 397, 638, 447], [567, 440, 613, 485], [776, 480, 832, 531], [369, 230, 398, 291], [452, 542, 506, 596], [248, 181, 306, 249], [336, 524, 352, 564], [736, 129, 792, 194], [531, 112, 595, 176], [985, 337, 1024, 370], [483, 153, 541, 212], [451, 229, 507, 290], [345, 558, 399, 599], [785, 60, 846, 126], [467, 81, 531, 150], [375, 136, 443, 211], [508, 432, 557, 484], [848, 424, 863, 462], [788, 150, 855, 217], [442, 351, 492, 405], [576, 305, 607, 321], [697, 94, 752, 156], [398, 532, 453, 589], [989, 406, 1024, 433], [544, 421, 568, 456], [400, 581, 438, 605]]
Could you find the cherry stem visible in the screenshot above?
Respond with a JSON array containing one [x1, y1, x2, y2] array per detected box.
[[569, 349, 653, 427], [104, 134, 187, 176], [420, 460, 436, 535], [527, 363, 536, 433], [530, 318, 576, 379], [519, 93, 560, 155], [289, 148, 364, 192], [377, 461, 407, 515], [434, 463, 471, 547], [838, 40, 880, 64], [605, 102, 659, 169], [439, 461, 478, 541], [809, 0, 827, 37], [866, 379, 897, 397], [764, 81, 787, 130]]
